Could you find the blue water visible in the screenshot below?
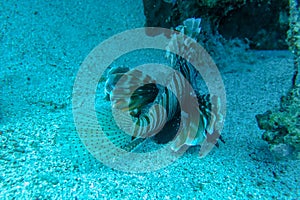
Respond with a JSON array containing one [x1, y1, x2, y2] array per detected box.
[[1, 1, 299, 199]]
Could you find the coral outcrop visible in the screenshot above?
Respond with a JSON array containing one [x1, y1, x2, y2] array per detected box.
[[287, 0, 300, 86], [256, 85, 300, 160], [142, 0, 289, 50]]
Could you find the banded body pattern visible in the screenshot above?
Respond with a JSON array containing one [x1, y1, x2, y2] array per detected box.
[[104, 18, 224, 155], [106, 66, 188, 139], [166, 18, 202, 94]]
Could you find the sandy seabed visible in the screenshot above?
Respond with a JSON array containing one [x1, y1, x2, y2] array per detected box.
[[1, 0, 299, 199]]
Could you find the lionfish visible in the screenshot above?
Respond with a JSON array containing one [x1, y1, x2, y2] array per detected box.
[[102, 18, 225, 157]]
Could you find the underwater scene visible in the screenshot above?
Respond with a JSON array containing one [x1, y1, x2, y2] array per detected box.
[[1, 0, 299, 199]]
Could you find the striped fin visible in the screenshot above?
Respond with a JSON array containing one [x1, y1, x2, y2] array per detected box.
[[58, 92, 151, 171], [173, 60, 201, 96], [200, 95, 223, 135], [154, 16, 224, 156], [104, 66, 130, 100], [72, 106, 144, 152], [170, 94, 224, 155], [179, 18, 201, 40], [166, 18, 202, 66], [162, 70, 204, 151], [96, 102, 146, 151], [199, 95, 224, 157], [171, 108, 207, 151], [165, 18, 203, 100], [57, 117, 101, 171]]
